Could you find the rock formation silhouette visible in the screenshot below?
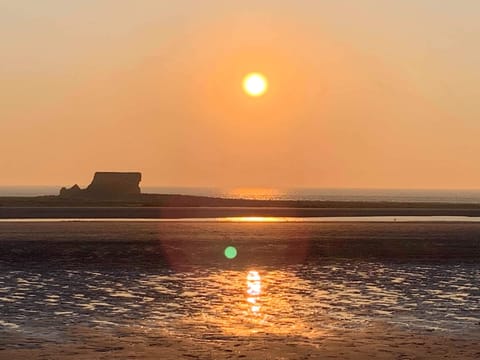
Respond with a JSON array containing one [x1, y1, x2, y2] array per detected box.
[[60, 172, 141, 199]]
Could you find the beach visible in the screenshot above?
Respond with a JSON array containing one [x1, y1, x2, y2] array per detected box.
[[2, 322, 479, 359], [4, 0, 480, 357], [1, 221, 479, 359]]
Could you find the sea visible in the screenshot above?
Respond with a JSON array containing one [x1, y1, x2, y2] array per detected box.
[[2, 186, 480, 203]]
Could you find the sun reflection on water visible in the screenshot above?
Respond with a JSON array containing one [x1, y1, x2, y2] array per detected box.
[[246, 271, 262, 315], [225, 187, 284, 200], [180, 269, 325, 338], [224, 217, 285, 222]]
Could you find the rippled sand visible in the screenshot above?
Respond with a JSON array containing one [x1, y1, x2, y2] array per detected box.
[[2, 323, 480, 359], [0, 222, 479, 358]]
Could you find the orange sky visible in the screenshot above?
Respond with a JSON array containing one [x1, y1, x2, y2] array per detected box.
[[1, 1, 480, 188]]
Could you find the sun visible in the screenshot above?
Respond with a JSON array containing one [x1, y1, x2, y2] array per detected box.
[[243, 72, 268, 97]]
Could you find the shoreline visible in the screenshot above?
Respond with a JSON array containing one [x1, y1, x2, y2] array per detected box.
[[3, 215, 480, 223], [4, 205, 480, 218]]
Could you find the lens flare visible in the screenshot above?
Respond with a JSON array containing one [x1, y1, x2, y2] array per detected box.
[[224, 246, 237, 259]]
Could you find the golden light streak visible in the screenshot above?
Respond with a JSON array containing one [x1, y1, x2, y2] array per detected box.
[[247, 270, 262, 315]]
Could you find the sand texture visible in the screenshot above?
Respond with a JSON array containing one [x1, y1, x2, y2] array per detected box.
[[1, 323, 480, 359], [1, 222, 479, 359]]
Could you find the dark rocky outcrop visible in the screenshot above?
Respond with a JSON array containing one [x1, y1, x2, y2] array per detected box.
[[60, 172, 141, 199], [59, 184, 83, 198]]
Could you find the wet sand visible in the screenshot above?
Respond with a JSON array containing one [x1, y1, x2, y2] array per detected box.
[[1, 221, 479, 359], [1, 323, 479, 360], [4, 206, 480, 219], [1, 221, 480, 262]]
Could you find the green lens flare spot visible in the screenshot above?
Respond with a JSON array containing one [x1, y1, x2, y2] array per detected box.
[[224, 246, 237, 259]]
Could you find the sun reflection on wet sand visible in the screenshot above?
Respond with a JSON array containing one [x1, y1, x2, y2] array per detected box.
[[246, 271, 261, 315], [2, 261, 479, 354], [180, 269, 326, 338]]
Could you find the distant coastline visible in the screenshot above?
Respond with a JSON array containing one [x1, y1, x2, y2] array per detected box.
[[3, 186, 480, 203], [2, 172, 480, 219]]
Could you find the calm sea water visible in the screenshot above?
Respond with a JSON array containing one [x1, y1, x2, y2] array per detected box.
[[3, 186, 480, 203]]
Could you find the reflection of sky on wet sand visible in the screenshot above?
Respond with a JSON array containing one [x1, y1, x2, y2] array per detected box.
[[0, 262, 479, 343]]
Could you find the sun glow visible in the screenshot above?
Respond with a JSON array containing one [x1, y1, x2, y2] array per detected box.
[[243, 73, 268, 97]]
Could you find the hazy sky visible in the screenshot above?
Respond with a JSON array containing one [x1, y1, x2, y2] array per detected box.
[[1, 1, 480, 188]]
